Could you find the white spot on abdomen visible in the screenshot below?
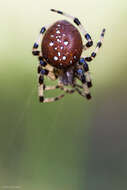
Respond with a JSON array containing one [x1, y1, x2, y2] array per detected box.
[[54, 56, 58, 61], [58, 52, 61, 56], [56, 36, 61, 38], [56, 30, 60, 34], [57, 39, 61, 43], [49, 42, 54, 46], [62, 56, 66, 60], [64, 41, 69, 45]]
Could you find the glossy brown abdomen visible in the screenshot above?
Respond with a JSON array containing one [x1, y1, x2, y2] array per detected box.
[[41, 20, 83, 68]]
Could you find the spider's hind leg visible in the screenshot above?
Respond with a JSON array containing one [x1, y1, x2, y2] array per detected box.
[[45, 85, 75, 94], [38, 67, 65, 103], [79, 58, 92, 88], [75, 68, 92, 100]]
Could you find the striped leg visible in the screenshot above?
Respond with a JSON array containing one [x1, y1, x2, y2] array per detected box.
[[38, 68, 65, 103], [73, 83, 83, 89], [79, 58, 92, 88], [45, 85, 75, 94], [38, 67, 45, 102], [84, 29, 106, 62], [75, 85, 91, 99], [60, 87, 75, 94], [32, 25, 48, 56], [42, 94, 65, 103], [50, 9, 93, 49], [76, 68, 91, 99]]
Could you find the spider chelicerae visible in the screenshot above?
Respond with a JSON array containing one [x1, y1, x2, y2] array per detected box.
[[32, 9, 106, 103]]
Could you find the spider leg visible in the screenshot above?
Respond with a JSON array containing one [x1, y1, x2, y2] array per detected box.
[[84, 29, 106, 62], [45, 85, 75, 94], [73, 83, 83, 89], [50, 9, 93, 49], [32, 25, 48, 56], [79, 58, 92, 88], [60, 87, 75, 94], [38, 66, 66, 103], [75, 68, 92, 99], [41, 94, 65, 103], [75, 84, 91, 99]]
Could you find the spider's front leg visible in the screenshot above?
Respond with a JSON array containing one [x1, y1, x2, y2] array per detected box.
[[32, 25, 47, 56], [75, 68, 92, 100], [50, 9, 93, 49], [84, 28, 106, 62]]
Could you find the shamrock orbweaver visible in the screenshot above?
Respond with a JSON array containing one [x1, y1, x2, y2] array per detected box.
[[32, 9, 106, 103]]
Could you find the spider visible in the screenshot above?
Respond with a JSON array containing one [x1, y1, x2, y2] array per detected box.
[[32, 9, 106, 103]]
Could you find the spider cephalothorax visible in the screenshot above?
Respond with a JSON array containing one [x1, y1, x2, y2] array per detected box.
[[32, 9, 106, 103]]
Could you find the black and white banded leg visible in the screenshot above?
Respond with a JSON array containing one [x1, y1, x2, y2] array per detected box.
[[79, 58, 92, 88], [45, 85, 75, 94], [38, 67, 65, 103], [32, 25, 48, 56], [85, 28, 106, 62], [76, 68, 91, 99], [50, 9, 93, 49]]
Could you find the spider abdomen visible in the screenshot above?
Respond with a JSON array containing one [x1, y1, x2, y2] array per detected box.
[[41, 20, 83, 68]]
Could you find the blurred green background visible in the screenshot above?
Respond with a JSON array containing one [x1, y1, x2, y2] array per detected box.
[[0, 0, 127, 189]]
